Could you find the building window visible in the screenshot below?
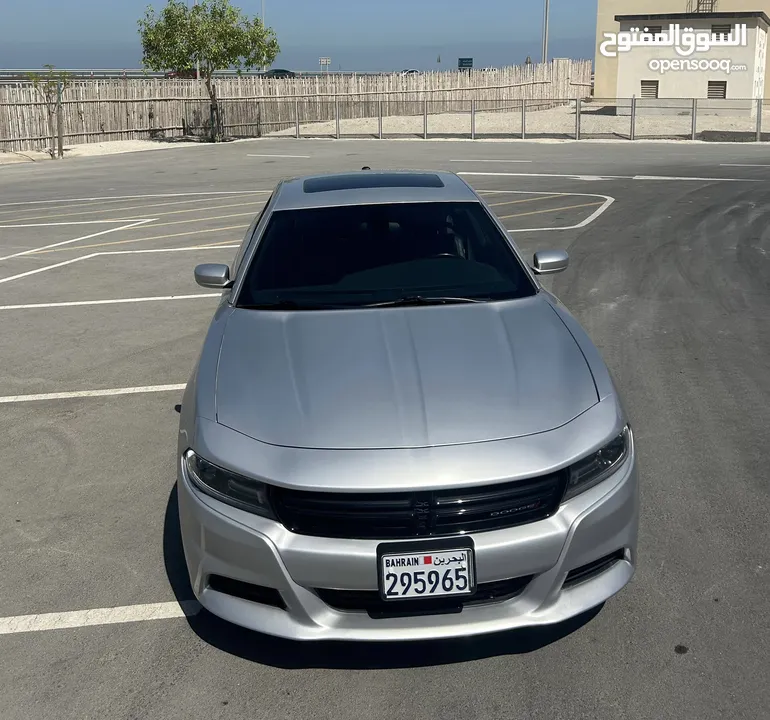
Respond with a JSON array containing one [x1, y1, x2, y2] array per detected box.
[[641, 80, 659, 99], [711, 24, 732, 40], [645, 25, 663, 35], [708, 80, 727, 99]]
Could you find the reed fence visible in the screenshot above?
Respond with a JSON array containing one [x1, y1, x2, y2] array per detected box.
[[0, 59, 591, 152]]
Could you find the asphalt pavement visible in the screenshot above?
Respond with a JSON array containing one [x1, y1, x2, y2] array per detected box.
[[0, 138, 768, 720]]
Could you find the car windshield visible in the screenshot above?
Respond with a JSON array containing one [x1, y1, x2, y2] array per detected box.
[[236, 201, 537, 309]]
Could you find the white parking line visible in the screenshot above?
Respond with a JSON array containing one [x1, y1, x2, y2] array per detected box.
[[0, 219, 155, 262], [0, 244, 240, 285], [0, 293, 220, 311], [0, 384, 187, 404], [0, 190, 272, 209], [458, 171, 761, 182], [509, 195, 614, 233], [450, 159, 532, 163], [719, 163, 770, 167], [102, 245, 240, 255], [247, 153, 311, 158], [0, 220, 148, 228], [0, 253, 98, 285], [478, 189, 616, 233], [0, 601, 201, 635]]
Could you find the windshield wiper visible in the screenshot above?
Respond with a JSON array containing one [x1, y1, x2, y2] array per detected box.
[[238, 300, 348, 311], [361, 295, 490, 308]]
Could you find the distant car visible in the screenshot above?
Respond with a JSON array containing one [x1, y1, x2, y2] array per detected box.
[[401, 69, 420, 75], [164, 69, 197, 79], [262, 68, 296, 79], [178, 169, 639, 642]]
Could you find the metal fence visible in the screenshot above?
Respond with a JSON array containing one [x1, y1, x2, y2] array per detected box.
[[219, 96, 769, 142], [5, 90, 770, 152]]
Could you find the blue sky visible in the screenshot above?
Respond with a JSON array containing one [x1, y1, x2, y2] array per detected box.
[[0, 0, 597, 70]]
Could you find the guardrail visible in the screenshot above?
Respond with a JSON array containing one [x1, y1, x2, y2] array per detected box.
[[0, 69, 404, 81]]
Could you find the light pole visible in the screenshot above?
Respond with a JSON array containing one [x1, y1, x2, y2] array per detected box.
[[190, 0, 200, 81], [542, 0, 550, 64]]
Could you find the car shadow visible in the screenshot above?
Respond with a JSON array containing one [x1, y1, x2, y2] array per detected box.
[[163, 485, 602, 670]]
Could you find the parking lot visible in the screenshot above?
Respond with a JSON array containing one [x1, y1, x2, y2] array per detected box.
[[1, 139, 768, 720]]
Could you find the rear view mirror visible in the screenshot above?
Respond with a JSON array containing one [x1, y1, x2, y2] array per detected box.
[[532, 250, 569, 275], [194, 263, 233, 289]]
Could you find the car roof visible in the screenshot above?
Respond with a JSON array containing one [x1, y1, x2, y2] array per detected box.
[[270, 170, 479, 211]]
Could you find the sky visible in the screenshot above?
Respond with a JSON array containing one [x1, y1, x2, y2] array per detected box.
[[0, 0, 598, 71]]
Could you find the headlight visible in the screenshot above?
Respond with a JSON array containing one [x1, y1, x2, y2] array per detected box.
[[184, 450, 275, 518], [563, 426, 630, 501]]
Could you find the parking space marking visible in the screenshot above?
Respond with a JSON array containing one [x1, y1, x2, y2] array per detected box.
[[499, 200, 604, 220], [0, 253, 99, 284], [0, 244, 240, 285], [460, 171, 761, 182], [487, 195, 563, 208], [0, 601, 201, 635], [110, 200, 263, 222], [508, 195, 614, 233], [475, 190, 616, 233], [1, 194, 266, 224], [111, 208, 260, 231], [0, 219, 155, 262], [104, 244, 239, 255], [0, 384, 187, 404], [719, 163, 770, 167], [0, 189, 272, 211], [248, 153, 311, 158], [30, 223, 249, 255], [0, 220, 149, 228], [450, 159, 532, 164], [0, 293, 220, 311]]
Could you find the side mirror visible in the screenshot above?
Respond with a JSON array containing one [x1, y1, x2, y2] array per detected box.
[[194, 263, 233, 289], [532, 250, 569, 275]]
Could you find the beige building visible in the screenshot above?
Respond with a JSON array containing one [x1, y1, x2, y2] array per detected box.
[[595, 1, 770, 100]]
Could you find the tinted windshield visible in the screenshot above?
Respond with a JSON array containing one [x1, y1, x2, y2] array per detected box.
[[236, 201, 536, 309]]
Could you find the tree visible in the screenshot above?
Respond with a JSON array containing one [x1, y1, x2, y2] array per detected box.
[[138, 0, 279, 141], [27, 65, 72, 159]]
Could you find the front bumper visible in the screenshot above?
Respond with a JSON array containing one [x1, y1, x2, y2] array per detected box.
[[177, 444, 639, 642]]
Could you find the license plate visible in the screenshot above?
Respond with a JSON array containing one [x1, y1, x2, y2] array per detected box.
[[378, 540, 476, 601]]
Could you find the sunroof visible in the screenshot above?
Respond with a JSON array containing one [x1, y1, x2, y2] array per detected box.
[[303, 173, 445, 193]]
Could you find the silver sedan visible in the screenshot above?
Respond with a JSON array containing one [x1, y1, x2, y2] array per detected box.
[[176, 170, 639, 641]]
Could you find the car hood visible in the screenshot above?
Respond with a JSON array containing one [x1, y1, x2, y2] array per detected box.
[[214, 296, 599, 450]]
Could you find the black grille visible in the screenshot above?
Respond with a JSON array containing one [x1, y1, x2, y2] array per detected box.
[[270, 472, 567, 540], [316, 575, 533, 619]]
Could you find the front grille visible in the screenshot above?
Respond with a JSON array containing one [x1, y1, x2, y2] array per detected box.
[[316, 575, 533, 619], [269, 471, 567, 540]]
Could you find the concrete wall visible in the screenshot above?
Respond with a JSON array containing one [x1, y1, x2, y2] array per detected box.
[[615, 18, 766, 99], [595, 0, 770, 99]]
